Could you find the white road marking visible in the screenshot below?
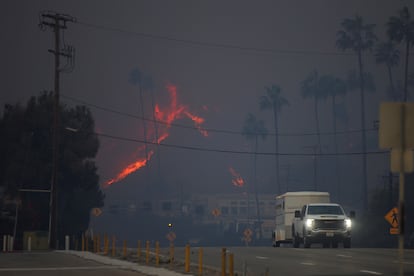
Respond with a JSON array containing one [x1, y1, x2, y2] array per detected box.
[[0, 266, 118, 271], [337, 254, 353, 258], [256, 256, 269, 260], [393, 260, 414, 265], [301, 262, 315, 266], [360, 270, 383, 275]]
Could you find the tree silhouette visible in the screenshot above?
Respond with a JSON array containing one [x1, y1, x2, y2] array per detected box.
[[242, 113, 268, 240], [143, 75, 162, 173], [300, 70, 328, 190], [301, 70, 328, 154], [129, 68, 149, 160], [375, 41, 400, 100], [319, 75, 347, 201], [259, 85, 289, 195], [0, 92, 104, 246], [336, 15, 377, 210], [387, 6, 414, 102]]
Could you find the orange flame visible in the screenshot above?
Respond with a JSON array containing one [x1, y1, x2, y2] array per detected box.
[[105, 83, 207, 186], [229, 167, 245, 187], [106, 150, 154, 186]]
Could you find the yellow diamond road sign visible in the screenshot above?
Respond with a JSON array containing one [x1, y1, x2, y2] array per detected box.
[[384, 207, 399, 228], [91, 207, 102, 217], [212, 208, 221, 217]]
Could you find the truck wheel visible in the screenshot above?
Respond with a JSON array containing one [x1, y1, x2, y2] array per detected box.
[[303, 236, 311, 248], [292, 226, 299, 248], [293, 234, 300, 248], [275, 241, 281, 247], [343, 238, 351, 248]]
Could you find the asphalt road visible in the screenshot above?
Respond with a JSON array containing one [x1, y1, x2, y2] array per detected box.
[[1, 247, 414, 276], [176, 246, 414, 276], [0, 251, 149, 276]]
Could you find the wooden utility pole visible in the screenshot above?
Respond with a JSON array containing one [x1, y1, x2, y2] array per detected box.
[[39, 11, 75, 249]]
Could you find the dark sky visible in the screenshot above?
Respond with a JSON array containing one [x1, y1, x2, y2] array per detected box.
[[2, 0, 412, 209]]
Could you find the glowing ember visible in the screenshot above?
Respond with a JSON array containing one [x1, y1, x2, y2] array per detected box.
[[105, 83, 208, 186], [229, 167, 245, 187]]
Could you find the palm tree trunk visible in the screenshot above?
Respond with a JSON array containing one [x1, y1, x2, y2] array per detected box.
[[253, 136, 262, 240], [150, 87, 161, 172], [314, 99, 320, 190], [332, 95, 341, 202], [314, 99, 322, 154], [358, 50, 368, 210], [387, 65, 396, 100], [404, 39, 410, 102], [138, 85, 149, 160], [273, 108, 280, 195]]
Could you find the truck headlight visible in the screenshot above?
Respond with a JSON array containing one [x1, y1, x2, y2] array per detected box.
[[305, 218, 314, 228], [345, 218, 352, 228]]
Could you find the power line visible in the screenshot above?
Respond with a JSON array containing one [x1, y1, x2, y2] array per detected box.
[[62, 94, 378, 137], [87, 128, 388, 157], [76, 20, 355, 57]]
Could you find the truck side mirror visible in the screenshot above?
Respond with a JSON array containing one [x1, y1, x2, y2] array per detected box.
[[294, 210, 301, 218], [349, 211, 356, 219]]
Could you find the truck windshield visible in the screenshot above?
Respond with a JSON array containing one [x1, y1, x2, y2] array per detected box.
[[308, 205, 344, 215]]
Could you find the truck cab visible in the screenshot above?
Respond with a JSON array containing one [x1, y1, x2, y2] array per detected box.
[[292, 203, 354, 248]]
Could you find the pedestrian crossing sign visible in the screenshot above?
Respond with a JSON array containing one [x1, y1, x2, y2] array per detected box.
[[384, 207, 399, 228]]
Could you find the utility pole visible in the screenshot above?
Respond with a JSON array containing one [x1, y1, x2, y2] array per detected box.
[[39, 11, 75, 249]]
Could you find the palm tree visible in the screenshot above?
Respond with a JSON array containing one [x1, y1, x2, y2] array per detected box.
[[301, 70, 328, 155], [129, 68, 149, 160], [301, 70, 328, 191], [387, 6, 414, 102], [375, 42, 400, 99], [259, 85, 289, 195], [336, 15, 377, 210], [143, 75, 161, 171], [319, 75, 347, 202], [242, 113, 268, 240]]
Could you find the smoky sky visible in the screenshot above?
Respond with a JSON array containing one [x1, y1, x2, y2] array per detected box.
[[2, 0, 413, 209]]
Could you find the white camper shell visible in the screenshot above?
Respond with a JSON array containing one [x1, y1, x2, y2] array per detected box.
[[272, 191, 330, 247]]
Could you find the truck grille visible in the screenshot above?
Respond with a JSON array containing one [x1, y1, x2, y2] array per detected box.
[[314, 219, 345, 230]]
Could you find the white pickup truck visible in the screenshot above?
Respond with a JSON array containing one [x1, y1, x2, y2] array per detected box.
[[292, 203, 354, 248]]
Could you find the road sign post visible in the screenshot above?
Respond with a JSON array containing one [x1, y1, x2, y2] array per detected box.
[[379, 102, 414, 276]]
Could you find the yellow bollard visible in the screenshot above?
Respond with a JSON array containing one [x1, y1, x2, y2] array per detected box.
[[137, 240, 141, 260], [91, 236, 96, 253], [198, 247, 203, 276], [169, 242, 174, 267], [97, 234, 100, 253], [123, 240, 127, 258], [145, 241, 150, 264], [229, 253, 234, 276], [95, 236, 98, 253], [81, 235, 85, 252], [107, 235, 109, 255], [112, 236, 116, 257], [221, 248, 227, 276], [185, 244, 190, 273], [104, 234, 108, 255], [155, 241, 160, 266]]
